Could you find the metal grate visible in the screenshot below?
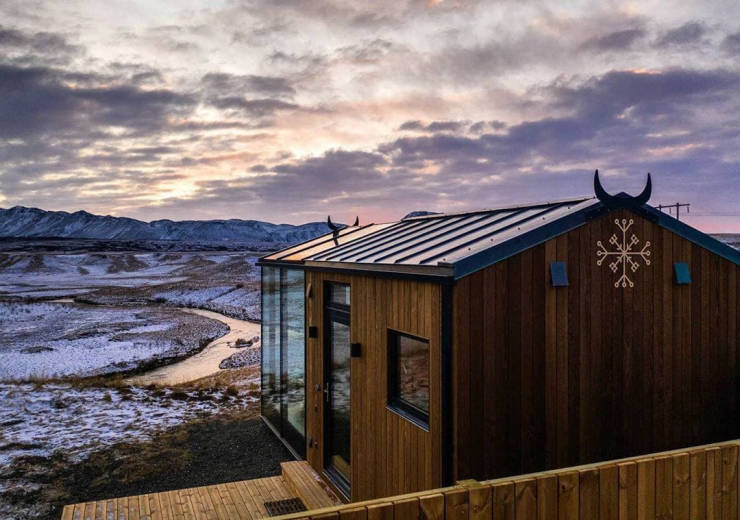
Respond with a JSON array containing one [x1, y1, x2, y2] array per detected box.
[[264, 498, 307, 516]]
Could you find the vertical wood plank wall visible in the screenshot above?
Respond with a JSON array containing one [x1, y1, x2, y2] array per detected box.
[[273, 441, 739, 520], [453, 209, 739, 481], [305, 271, 443, 502]]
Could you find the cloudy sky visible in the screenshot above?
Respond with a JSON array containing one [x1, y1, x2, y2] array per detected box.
[[1, 0, 738, 230]]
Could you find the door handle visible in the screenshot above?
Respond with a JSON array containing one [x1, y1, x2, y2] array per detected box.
[[323, 382, 331, 403]]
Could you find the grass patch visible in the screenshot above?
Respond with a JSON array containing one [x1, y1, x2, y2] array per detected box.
[[12, 414, 291, 520]]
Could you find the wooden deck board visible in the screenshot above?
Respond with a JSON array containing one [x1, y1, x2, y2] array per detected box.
[[62, 463, 336, 520]]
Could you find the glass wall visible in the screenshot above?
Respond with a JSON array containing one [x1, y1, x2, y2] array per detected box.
[[261, 266, 281, 427], [261, 266, 306, 456], [281, 269, 305, 448]]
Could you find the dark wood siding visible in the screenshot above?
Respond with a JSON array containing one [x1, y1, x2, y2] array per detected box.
[[304, 272, 443, 501], [452, 209, 740, 481]]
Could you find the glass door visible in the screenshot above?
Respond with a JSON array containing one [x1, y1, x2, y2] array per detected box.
[[324, 283, 351, 495]]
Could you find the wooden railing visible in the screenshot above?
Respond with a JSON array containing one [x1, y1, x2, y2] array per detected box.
[[275, 440, 739, 519]]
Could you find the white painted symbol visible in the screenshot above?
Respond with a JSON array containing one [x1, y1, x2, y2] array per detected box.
[[596, 218, 651, 288]]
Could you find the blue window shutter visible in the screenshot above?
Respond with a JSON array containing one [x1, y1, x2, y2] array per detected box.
[[550, 261, 569, 287], [674, 262, 691, 284]]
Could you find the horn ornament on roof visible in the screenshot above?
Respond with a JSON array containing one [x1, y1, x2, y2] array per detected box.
[[327, 215, 340, 231], [594, 169, 651, 208], [327, 215, 340, 245]]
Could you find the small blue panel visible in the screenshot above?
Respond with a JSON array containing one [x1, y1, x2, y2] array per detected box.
[[674, 262, 691, 284], [550, 261, 569, 287]]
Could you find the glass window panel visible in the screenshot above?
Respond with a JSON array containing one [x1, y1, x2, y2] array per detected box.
[[396, 335, 429, 413], [282, 269, 305, 441], [261, 266, 280, 426], [328, 283, 350, 307], [328, 316, 351, 480], [388, 330, 429, 425]]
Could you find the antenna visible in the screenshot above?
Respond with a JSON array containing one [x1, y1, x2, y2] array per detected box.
[[657, 202, 690, 221]]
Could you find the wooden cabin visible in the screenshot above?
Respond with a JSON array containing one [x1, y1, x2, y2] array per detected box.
[[257, 174, 739, 503]]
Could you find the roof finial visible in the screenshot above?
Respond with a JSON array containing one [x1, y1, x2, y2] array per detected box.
[[327, 215, 339, 231], [594, 169, 652, 208], [327, 215, 340, 245]]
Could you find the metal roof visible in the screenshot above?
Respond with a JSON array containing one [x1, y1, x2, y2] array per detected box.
[[259, 197, 602, 279], [258, 173, 740, 280]]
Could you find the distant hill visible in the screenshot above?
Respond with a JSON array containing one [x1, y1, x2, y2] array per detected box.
[[0, 206, 330, 245]]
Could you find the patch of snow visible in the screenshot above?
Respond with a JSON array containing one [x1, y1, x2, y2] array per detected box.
[[0, 302, 227, 381], [0, 380, 258, 475]]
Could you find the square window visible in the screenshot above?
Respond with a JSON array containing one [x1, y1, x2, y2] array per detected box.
[[388, 330, 430, 427]]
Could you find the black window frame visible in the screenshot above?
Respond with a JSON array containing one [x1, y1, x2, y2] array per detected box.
[[387, 329, 430, 430], [322, 281, 352, 497]]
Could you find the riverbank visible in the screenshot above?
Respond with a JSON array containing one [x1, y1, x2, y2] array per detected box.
[[128, 308, 260, 386]]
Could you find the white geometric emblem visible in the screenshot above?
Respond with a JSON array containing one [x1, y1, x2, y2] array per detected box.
[[596, 218, 651, 288]]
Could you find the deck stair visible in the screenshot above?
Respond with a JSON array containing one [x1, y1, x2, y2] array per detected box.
[[280, 461, 342, 510]]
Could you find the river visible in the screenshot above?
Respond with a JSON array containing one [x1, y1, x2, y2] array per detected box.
[[128, 308, 260, 386]]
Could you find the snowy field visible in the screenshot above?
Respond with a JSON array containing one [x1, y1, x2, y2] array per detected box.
[[0, 301, 228, 381], [0, 252, 261, 319], [0, 246, 265, 519], [0, 382, 258, 476], [0, 379, 259, 520]]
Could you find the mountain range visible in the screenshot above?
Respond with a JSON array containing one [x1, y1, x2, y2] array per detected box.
[[0, 206, 331, 244], [3, 206, 737, 251]]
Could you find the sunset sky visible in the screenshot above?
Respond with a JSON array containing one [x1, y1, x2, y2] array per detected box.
[[1, 0, 738, 231]]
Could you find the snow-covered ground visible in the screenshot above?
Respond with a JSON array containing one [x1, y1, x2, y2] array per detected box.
[[0, 378, 260, 519], [0, 251, 257, 297], [0, 382, 257, 473], [0, 251, 261, 319], [0, 301, 228, 381], [0, 246, 265, 518]]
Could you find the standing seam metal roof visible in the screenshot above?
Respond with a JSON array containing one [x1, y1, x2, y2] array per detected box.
[[308, 197, 595, 266], [258, 195, 740, 279]]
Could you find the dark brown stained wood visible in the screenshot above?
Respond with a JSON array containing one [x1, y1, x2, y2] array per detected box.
[[558, 471, 579, 520], [673, 453, 690, 520], [492, 482, 515, 520], [618, 462, 637, 520], [721, 445, 738, 520], [304, 271, 442, 502], [655, 456, 673, 520], [468, 485, 492, 520], [689, 450, 707, 520], [338, 507, 368, 520], [537, 475, 558, 520], [451, 209, 739, 481], [366, 503, 392, 520], [599, 465, 618, 520], [636, 458, 655, 520], [443, 488, 468, 520], [515, 478, 537, 519], [578, 469, 599, 520], [391, 497, 419, 519], [311, 513, 340, 519], [419, 494, 445, 520], [707, 447, 723, 520]]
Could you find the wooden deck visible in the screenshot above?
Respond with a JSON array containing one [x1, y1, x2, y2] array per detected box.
[[61, 461, 341, 520]]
